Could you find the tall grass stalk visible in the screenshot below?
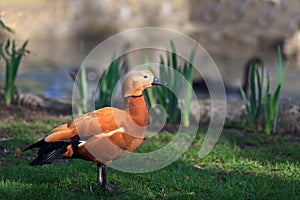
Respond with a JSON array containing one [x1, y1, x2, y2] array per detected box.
[[144, 58, 156, 106], [0, 19, 14, 33], [263, 47, 288, 134], [240, 48, 288, 134], [97, 55, 124, 108], [239, 60, 264, 132], [182, 45, 197, 127], [0, 39, 29, 106], [69, 41, 88, 115], [146, 41, 196, 127]]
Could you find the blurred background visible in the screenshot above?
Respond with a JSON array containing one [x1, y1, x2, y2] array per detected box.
[[1, 0, 300, 101]]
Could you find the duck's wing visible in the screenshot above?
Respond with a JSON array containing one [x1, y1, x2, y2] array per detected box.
[[23, 107, 125, 151], [44, 107, 125, 143], [23, 107, 126, 165]]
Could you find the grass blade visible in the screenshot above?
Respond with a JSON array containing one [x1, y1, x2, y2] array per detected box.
[[271, 84, 282, 132], [144, 58, 156, 106], [1, 39, 29, 105], [264, 93, 271, 134], [240, 84, 255, 129]]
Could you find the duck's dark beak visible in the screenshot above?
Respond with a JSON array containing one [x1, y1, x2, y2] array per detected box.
[[152, 78, 167, 86]]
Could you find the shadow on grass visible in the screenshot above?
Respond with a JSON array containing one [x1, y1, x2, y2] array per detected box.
[[220, 129, 300, 165]]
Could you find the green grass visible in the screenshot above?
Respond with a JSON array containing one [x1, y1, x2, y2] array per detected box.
[[0, 117, 299, 199]]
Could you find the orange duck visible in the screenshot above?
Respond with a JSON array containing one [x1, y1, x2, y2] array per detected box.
[[23, 70, 167, 191]]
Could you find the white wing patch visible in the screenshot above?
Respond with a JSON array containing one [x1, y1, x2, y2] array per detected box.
[[77, 127, 125, 147], [95, 127, 125, 139], [78, 140, 86, 147]]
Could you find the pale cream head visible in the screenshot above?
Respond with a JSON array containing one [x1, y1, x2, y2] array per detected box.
[[121, 70, 155, 98]]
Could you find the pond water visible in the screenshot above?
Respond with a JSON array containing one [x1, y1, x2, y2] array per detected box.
[[1, 37, 300, 102]]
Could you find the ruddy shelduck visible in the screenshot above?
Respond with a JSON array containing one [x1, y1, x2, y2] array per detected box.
[[24, 70, 167, 191]]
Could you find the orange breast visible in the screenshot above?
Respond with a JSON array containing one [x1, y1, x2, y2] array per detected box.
[[71, 96, 148, 164], [108, 131, 144, 152]]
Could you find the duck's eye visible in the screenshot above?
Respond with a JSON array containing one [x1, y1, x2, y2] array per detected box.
[[143, 75, 148, 79]]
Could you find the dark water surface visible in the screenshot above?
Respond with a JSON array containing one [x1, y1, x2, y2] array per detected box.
[[1, 38, 300, 102]]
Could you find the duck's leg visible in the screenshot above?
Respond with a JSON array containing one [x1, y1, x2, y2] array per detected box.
[[97, 163, 108, 190], [96, 163, 121, 193]]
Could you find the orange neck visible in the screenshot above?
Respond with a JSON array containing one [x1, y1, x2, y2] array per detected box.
[[124, 95, 149, 127]]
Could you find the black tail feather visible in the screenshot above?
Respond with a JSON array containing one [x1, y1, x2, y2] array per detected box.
[[25, 140, 70, 166], [23, 139, 47, 152], [30, 148, 67, 166]]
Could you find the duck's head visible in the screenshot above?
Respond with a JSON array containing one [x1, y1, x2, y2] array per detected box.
[[122, 70, 167, 98]]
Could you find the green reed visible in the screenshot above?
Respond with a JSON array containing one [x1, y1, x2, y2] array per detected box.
[[0, 39, 29, 106], [146, 41, 197, 127], [97, 55, 125, 108], [69, 41, 88, 115], [263, 47, 288, 134], [240, 47, 288, 134]]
